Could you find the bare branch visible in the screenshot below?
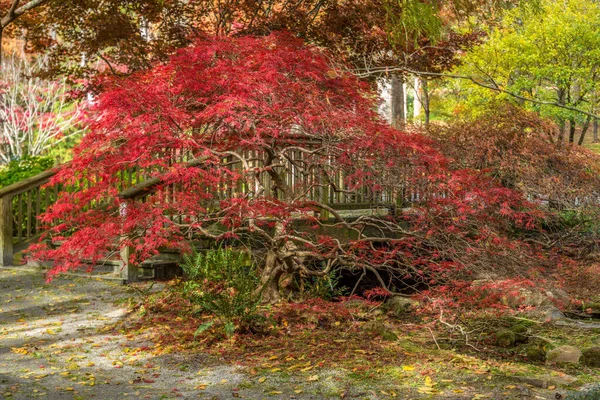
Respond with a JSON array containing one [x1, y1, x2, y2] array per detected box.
[[348, 65, 600, 120], [1, 0, 51, 27]]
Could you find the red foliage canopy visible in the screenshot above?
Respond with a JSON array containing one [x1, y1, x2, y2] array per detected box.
[[31, 33, 547, 303]]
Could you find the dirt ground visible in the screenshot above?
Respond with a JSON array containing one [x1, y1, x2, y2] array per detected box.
[[1, 267, 598, 400]]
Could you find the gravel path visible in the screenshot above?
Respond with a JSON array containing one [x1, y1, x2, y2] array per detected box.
[[0, 267, 251, 400]]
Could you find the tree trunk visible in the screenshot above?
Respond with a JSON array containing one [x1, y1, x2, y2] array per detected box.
[[593, 118, 599, 143], [568, 118, 576, 144], [556, 88, 567, 146], [578, 115, 591, 146], [413, 76, 421, 122], [558, 118, 566, 146], [0, 28, 3, 67], [422, 79, 430, 127], [259, 251, 283, 304], [391, 74, 405, 129]]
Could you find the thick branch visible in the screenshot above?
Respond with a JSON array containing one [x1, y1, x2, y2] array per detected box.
[[1, 0, 50, 27], [350, 66, 600, 120]]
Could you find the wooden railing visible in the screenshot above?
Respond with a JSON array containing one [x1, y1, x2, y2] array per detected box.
[[0, 168, 61, 266], [0, 152, 435, 270]]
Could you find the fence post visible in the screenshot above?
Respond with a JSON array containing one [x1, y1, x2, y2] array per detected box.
[[0, 195, 13, 266], [118, 239, 138, 283], [117, 202, 138, 282]]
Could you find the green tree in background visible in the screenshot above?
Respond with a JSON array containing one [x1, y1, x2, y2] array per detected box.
[[451, 0, 600, 144]]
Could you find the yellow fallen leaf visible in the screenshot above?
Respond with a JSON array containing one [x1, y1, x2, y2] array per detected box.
[[307, 375, 319, 382], [220, 379, 228, 384], [195, 384, 207, 390], [294, 389, 303, 394], [424, 376, 434, 387], [300, 366, 313, 372], [11, 347, 28, 355], [417, 386, 438, 394], [268, 391, 283, 395], [258, 377, 267, 383], [65, 387, 74, 391], [333, 339, 346, 343], [402, 365, 414, 371], [270, 368, 281, 372], [46, 329, 56, 335], [268, 355, 279, 361], [287, 361, 310, 371]]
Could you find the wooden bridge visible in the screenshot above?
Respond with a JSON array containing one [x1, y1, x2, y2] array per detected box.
[[0, 153, 429, 282]]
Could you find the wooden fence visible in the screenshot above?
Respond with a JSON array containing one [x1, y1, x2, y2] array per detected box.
[[0, 153, 435, 278]]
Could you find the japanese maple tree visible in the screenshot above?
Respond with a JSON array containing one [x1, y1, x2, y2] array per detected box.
[[32, 32, 547, 303]]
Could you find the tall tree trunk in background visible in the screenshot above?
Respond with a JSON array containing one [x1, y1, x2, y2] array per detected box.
[[578, 115, 592, 145], [0, 28, 3, 66], [593, 118, 599, 143], [391, 74, 406, 129], [413, 76, 421, 123], [422, 79, 430, 127], [556, 88, 567, 146], [568, 117, 576, 144], [558, 118, 566, 146]]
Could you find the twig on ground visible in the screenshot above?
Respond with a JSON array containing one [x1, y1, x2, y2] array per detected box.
[[437, 305, 481, 352], [427, 326, 441, 350]]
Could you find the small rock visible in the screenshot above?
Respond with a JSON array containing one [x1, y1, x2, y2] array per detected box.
[[511, 324, 528, 344], [362, 320, 387, 335], [510, 374, 577, 388], [547, 288, 570, 301], [503, 288, 547, 308], [495, 329, 516, 348], [525, 304, 565, 321], [524, 345, 546, 362], [581, 347, 600, 368], [385, 296, 416, 317], [343, 299, 368, 309], [362, 320, 397, 341], [546, 345, 582, 365]]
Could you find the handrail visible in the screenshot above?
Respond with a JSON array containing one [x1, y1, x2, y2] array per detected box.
[[0, 167, 61, 198], [119, 157, 207, 200]]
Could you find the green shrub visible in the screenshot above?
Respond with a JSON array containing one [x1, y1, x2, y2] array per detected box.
[[0, 156, 54, 188], [180, 247, 261, 337], [301, 269, 347, 301]]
